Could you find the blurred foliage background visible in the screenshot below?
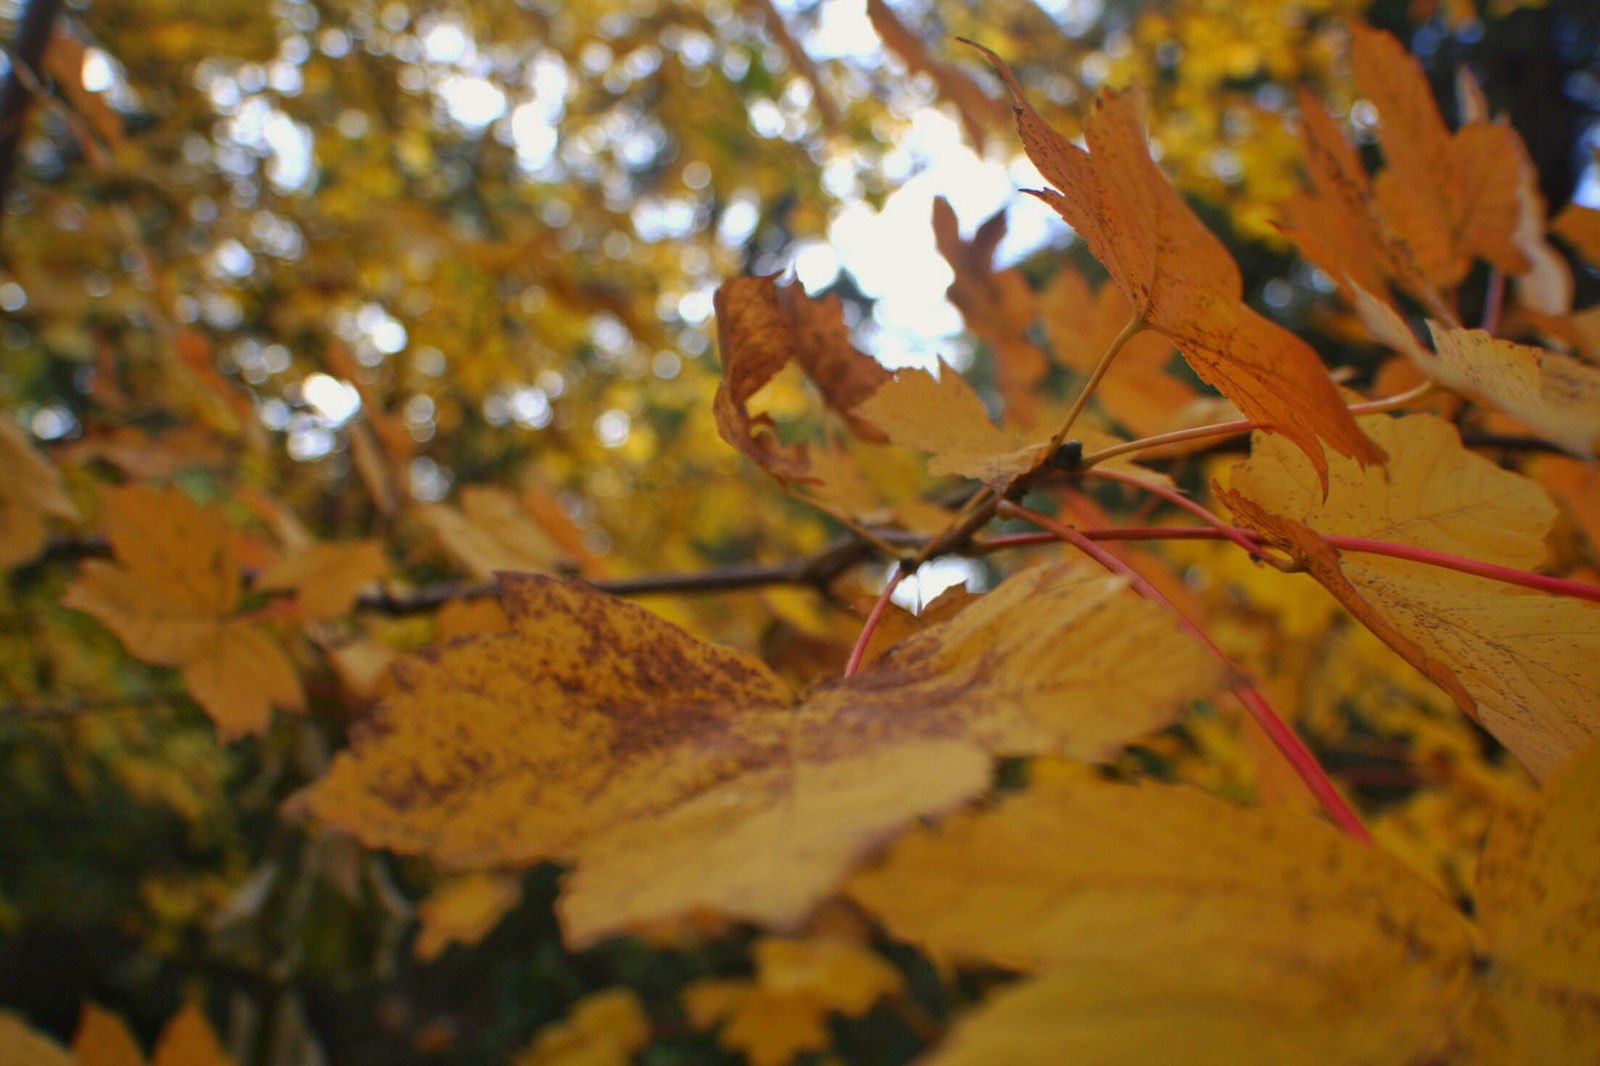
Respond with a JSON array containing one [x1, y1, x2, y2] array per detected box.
[[1, 0, 1598, 1061]]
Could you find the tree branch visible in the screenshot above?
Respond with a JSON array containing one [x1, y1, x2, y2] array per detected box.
[[0, 0, 62, 241]]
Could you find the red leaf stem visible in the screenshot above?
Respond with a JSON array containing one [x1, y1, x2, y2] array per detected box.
[[996, 502, 1373, 843], [1084, 469, 1267, 560], [844, 565, 905, 677]]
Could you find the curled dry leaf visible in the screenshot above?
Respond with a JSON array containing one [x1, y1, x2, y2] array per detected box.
[[848, 775, 1476, 1065], [1466, 739, 1600, 1061], [1223, 413, 1600, 780], [968, 42, 1381, 483], [61, 485, 303, 738], [931, 197, 1049, 423], [713, 275, 891, 485], [301, 563, 1218, 945]]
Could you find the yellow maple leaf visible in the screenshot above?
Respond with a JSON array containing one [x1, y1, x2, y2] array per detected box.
[[62, 486, 303, 738], [854, 362, 1042, 484], [685, 937, 901, 1066], [849, 775, 1477, 1064], [970, 44, 1382, 482], [413, 872, 523, 962], [64, 1003, 235, 1066], [254, 540, 388, 619], [301, 563, 1219, 944], [1464, 739, 1600, 1060], [0, 417, 79, 570], [420, 486, 568, 580], [1223, 413, 1600, 780], [511, 988, 650, 1066]]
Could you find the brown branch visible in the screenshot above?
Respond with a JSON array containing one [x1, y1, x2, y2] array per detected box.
[[0, 0, 62, 241]]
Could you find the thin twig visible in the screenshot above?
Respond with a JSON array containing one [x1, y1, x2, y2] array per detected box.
[[997, 500, 1372, 843], [1051, 313, 1143, 451], [844, 565, 904, 677]]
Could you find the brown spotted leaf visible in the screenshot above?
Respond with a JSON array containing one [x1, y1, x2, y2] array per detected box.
[[1225, 413, 1600, 780], [971, 44, 1381, 481], [302, 563, 1218, 944], [849, 775, 1476, 1064]]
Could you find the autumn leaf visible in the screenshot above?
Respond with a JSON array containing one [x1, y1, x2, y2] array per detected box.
[[867, 0, 1009, 150], [1041, 265, 1231, 438], [1553, 203, 1600, 269], [301, 563, 1218, 944], [1350, 24, 1528, 289], [969, 43, 1382, 482], [421, 486, 570, 580], [1274, 89, 1443, 316], [512, 988, 650, 1066], [854, 362, 1042, 484], [1465, 739, 1600, 1061], [62, 485, 304, 738], [1223, 413, 1600, 780], [73, 1004, 143, 1066], [1, 416, 79, 569], [0, 1010, 73, 1066], [413, 872, 523, 962], [931, 197, 1049, 422], [255, 539, 388, 619], [712, 275, 891, 484], [685, 937, 902, 1066], [849, 775, 1477, 1064], [1351, 287, 1600, 458]]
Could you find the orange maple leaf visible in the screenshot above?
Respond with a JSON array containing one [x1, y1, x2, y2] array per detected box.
[[968, 43, 1382, 483], [62, 485, 303, 738]]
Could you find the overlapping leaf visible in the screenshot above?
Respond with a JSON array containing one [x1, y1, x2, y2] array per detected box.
[[1352, 288, 1600, 458], [420, 486, 570, 579], [62, 485, 303, 738], [931, 197, 1049, 422], [0, 416, 79, 569], [854, 362, 1043, 484], [849, 775, 1477, 1064], [1465, 739, 1600, 1060], [302, 563, 1218, 944], [713, 275, 891, 484], [685, 937, 901, 1066], [255, 540, 388, 619], [971, 44, 1382, 482], [1223, 413, 1600, 779], [1350, 25, 1527, 290]]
